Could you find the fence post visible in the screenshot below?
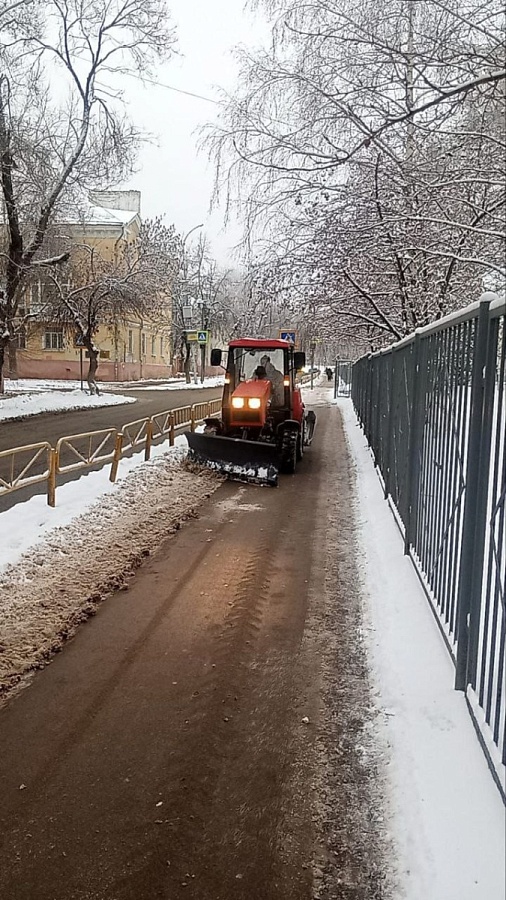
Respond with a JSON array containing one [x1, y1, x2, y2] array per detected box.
[[110, 432, 123, 483], [169, 413, 175, 446], [47, 448, 57, 507], [404, 333, 423, 554], [366, 357, 374, 444], [372, 358, 382, 467], [466, 309, 497, 689], [383, 350, 395, 499], [145, 420, 153, 461], [455, 299, 491, 690], [190, 405, 196, 432]]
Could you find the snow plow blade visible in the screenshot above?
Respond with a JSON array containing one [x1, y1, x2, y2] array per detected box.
[[185, 431, 279, 486]]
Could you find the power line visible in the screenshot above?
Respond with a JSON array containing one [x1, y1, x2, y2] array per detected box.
[[143, 77, 220, 105]]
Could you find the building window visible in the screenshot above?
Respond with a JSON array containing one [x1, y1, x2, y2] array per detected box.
[[141, 333, 146, 356], [44, 330, 64, 350], [128, 329, 133, 354], [16, 327, 27, 350], [151, 336, 156, 356], [30, 281, 44, 315], [160, 337, 164, 357]]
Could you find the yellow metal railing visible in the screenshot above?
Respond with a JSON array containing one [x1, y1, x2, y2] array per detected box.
[[0, 442, 52, 496], [0, 397, 224, 507], [55, 429, 117, 475], [151, 409, 173, 442]]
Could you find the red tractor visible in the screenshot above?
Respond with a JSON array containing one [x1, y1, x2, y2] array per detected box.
[[185, 338, 316, 486]]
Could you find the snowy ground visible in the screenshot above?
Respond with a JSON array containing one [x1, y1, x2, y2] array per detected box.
[[338, 397, 505, 900], [0, 435, 221, 698], [0, 389, 136, 422], [0, 384, 504, 896], [0, 376, 224, 421], [4, 376, 224, 394]]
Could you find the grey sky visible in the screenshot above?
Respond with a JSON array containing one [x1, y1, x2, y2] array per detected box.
[[123, 1, 269, 265]]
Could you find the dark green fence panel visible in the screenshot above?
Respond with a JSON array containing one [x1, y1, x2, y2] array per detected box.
[[351, 294, 506, 793]]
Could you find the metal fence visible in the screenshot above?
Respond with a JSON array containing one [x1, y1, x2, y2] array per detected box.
[[334, 360, 353, 398], [351, 293, 505, 795]]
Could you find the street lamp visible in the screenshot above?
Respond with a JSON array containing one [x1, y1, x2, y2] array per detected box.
[[182, 223, 204, 249], [177, 224, 203, 380]]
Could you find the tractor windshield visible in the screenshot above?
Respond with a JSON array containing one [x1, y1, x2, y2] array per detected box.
[[233, 348, 286, 407], [234, 348, 285, 381]]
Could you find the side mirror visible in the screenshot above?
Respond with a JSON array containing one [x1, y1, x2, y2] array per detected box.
[[294, 351, 306, 371], [210, 348, 222, 367]]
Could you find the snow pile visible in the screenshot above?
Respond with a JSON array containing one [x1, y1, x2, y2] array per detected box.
[[0, 449, 222, 700], [5, 379, 89, 393], [4, 376, 224, 394], [131, 376, 224, 391], [0, 389, 136, 421]]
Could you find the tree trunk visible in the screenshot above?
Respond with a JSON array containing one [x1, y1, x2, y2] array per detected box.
[[8, 339, 17, 379], [0, 341, 5, 394], [184, 340, 192, 384], [86, 347, 101, 395]]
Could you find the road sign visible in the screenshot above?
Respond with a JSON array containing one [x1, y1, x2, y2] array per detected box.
[[279, 330, 296, 343], [74, 333, 86, 348], [186, 330, 209, 344]]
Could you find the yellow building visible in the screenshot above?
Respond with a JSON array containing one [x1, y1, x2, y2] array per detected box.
[[13, 191, 174, 382]]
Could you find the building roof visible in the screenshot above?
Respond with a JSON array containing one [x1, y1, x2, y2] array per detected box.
[[59, 200, 139, 228], [1, 190, 141, 231]]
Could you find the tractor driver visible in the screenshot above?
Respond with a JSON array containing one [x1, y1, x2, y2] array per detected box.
[[260, 355, 285, 406]]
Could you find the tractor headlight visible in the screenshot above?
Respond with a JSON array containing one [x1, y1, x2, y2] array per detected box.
[[231, 397, 244, 408], [248, 398, 261, 409]]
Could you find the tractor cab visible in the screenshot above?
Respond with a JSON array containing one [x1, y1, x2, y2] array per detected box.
[[212, 339, 306, 430]]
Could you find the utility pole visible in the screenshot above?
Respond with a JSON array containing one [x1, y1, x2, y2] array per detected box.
[[177, 223, 203, 382], [200, 302, 206, 384], [310, 339, 316, 390]]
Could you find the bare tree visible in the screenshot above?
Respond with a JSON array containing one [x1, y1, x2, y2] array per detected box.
[[206, 0, 505, 347], [0, 0, 176, 389], [42, 217, 179, 393]]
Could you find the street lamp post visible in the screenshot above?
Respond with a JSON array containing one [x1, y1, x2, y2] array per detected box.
[[200, 301, 208, 384], [310, 340, 317, 390], [177, 224, 203, 381]]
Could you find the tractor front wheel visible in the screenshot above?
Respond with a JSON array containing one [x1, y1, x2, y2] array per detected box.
[[280, 428, 298, 474], [296, 422, 305, 461]]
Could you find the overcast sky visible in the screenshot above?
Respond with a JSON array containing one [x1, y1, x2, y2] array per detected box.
[[122, 1, 269, 266]]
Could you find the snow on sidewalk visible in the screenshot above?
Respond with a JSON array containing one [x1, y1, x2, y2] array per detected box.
[[0, 435, 192, 572], [338, 397, 505, 900], [0, 436, 221, 698], [0, 389, 135, 421]]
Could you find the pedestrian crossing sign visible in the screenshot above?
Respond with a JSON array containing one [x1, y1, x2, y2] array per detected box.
[[279, 330, 296, 343], [186, 330, 209, 344]]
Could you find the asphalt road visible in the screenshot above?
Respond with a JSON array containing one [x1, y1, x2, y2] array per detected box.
[[0, 403, 384, 900], [0, 386, 222, 453], [0, 386, 222, 513]]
